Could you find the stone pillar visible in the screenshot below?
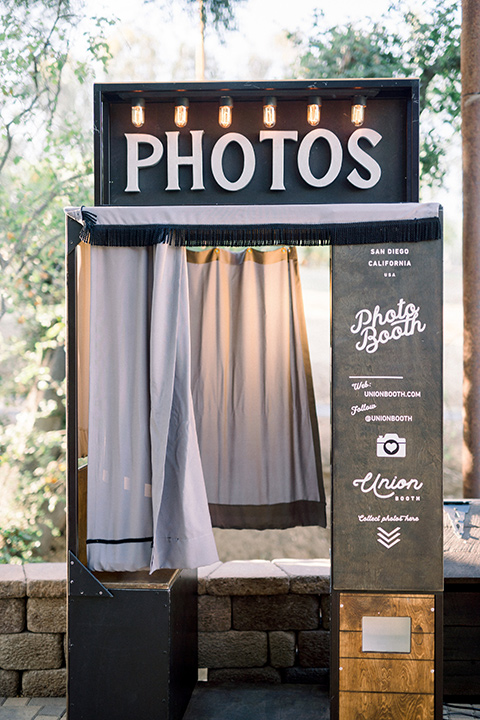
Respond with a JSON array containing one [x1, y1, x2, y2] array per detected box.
[[462, 0, 480, 496]]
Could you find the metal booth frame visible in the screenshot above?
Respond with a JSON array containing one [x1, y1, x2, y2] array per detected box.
[[66, 79, 443, 720]]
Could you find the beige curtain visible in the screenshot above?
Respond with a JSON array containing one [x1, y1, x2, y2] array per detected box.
[[187, 247, 326, 529], [76, 242, 90, 458]]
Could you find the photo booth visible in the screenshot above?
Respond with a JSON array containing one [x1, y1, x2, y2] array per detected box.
[[66, 80, 443, 720]]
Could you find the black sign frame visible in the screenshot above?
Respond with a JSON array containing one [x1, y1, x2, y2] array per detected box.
[[93, 79, 420, 207]]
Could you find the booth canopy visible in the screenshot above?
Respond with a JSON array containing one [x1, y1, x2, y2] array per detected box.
[[65, 203, 441, 248]]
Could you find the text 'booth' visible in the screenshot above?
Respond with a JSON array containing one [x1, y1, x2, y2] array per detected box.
[[66, 80, 443, 720]]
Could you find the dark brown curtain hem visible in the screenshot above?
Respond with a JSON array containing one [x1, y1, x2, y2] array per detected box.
[[209, 500, 327, 530]]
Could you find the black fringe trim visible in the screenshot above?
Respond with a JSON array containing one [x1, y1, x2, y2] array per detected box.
[[79, 212, 441, 248]]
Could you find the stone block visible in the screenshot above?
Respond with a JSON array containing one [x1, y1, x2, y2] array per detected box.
[[22, 668, 66, 697], [0, 598, 25, 633], [0, 632, 63, 670], [273, 559, 330, 594], [197, 562, 223, 595], [25, 564, 66, 598], [320, 594, 331, 630], [198, 595, 231, 632], [208, 667, 281, 684], [0, 668, 20, 696], [281, 666, 329, 686], [198, 631, 267, 668], [206, 561, 289, 596], [27, 598, 66, 634], [269, 631, 296, 668], [233, 595, 319, 631], [0, 565, 26, 599], [297, 630, 330, 668]]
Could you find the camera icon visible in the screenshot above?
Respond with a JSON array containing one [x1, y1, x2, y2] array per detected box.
[[376, 433, 406, 458]]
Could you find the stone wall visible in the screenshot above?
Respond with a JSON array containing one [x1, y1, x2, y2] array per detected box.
[[198, 560, 331, 685], [0, 560, 330, 697], [0, 564, 66, 697]]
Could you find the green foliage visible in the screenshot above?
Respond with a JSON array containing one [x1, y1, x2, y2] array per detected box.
[[291, 0, 461, 187], [0, 422, 66, 563], [0, 0, 114, 562], [0, 527, 42, 564]]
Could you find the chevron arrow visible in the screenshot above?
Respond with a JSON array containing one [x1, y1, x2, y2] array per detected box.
[[377, 527, 401, 548]]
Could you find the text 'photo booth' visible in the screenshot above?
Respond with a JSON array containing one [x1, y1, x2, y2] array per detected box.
[[66, 80, 443, 720]]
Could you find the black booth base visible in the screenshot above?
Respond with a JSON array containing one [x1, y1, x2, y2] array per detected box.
[[68, 557, 197, 720]]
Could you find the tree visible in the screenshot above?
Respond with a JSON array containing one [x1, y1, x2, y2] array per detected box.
[[192, 0, 244, 79], [290, 0, 461, 188], [0, 0, 114, 561], [149, 0, 245, 80]]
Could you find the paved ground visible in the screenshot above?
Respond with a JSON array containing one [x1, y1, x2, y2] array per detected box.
[[0, 698, 65, 719], [1, 689, 479, 719], [443, 706, 480, 719]]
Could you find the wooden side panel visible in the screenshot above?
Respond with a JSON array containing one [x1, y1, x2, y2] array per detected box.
[[339, 630, 434, 660], [94, 569, 179, 590], [339, 658, 435, 693], [339, 593, 435, 633], [77, 465, 88, 566], [443, 584, 480, 702], [339, 691, 434, 720], [443, 589, 480, 698]]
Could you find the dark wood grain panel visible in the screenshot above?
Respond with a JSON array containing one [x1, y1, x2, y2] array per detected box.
[[339, 630, 435, 660], [339, 593, 435, 633], [444, 625, 480, 660], [339, 658, 435, 693], [443, 660, 480, 697], [444, 591, 480, 626], [339, 691, 434, 720]]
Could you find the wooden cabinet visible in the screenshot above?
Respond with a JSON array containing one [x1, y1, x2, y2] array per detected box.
[[337, 593, 436, 720], [339, 692, 434, 720]]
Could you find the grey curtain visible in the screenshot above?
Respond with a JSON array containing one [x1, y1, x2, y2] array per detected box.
[[187, 247, 326, 529], [86, 244, 218, 572]]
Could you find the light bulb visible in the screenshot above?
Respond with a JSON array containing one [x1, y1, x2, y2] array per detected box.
[[263, 96, 277, 128], [131, 98, 145, 128], [219, 96, 233, 129], [175, 98, 189, 128], [307, 96, 321, 127], [351, 96, 367, 127]]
